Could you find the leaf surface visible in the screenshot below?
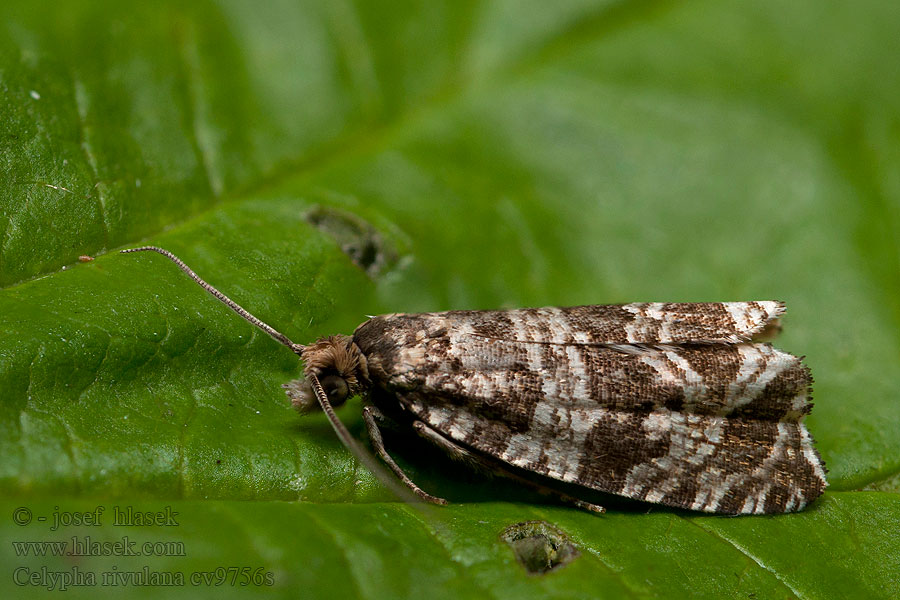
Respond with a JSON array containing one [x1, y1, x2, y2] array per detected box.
[[2, 1, 898, 597]]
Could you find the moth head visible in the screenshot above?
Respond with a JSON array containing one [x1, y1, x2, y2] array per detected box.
[[284, 335, 369, 414]]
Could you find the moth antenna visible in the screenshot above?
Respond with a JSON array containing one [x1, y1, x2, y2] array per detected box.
[[308, 372, 424, 505], [121, 246, 304, 354], [124, 246, 425, 507]]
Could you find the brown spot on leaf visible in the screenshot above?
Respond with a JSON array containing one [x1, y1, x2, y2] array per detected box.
[[305, 205, 398, 278], [501, 521, 580, 575]]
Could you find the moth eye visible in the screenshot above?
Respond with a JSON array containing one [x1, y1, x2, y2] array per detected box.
[[319, 375, 350, 404]]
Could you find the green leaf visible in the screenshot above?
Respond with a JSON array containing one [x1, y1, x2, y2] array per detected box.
[[2, 0, 899, 598], [1, 494, 897, 598]]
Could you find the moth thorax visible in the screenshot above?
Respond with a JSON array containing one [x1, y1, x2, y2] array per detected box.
[[293, 335, 369, 413]]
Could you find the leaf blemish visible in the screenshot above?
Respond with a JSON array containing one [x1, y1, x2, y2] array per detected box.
[[501, 520, 580, 575], [304, 205, 398, 279]]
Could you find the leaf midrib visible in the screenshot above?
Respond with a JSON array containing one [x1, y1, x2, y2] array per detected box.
[[0, 0, 679, 292]]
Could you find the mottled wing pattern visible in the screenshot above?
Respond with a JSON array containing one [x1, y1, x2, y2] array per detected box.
[[408, 301, 785, 345], [353, 303, 827, 514]]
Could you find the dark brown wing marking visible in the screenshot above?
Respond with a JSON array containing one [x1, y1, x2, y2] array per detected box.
[[353, 303, 826, 514]]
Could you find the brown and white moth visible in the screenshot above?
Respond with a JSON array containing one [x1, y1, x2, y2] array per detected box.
[[122, 246, 827, 515]]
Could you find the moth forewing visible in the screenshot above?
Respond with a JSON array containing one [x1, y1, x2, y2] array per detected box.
[[352, 310, 826, 514], [124, 247, 827, 514]]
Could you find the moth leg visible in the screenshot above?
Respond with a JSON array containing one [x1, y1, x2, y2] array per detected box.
[[361, 406, 448, 506], [412, 421, 606, 514], [361, 402, 408, 434], [411, 421, 493, 468]]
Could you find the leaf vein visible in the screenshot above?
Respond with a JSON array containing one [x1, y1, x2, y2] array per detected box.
[[71, 75, 110, 250], [303, 508, 366, 600], [392, 503, 499, 600], [687, 518, 806, 600]]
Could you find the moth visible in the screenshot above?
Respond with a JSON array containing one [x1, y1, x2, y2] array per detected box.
[[122, 246, 827, 515]]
